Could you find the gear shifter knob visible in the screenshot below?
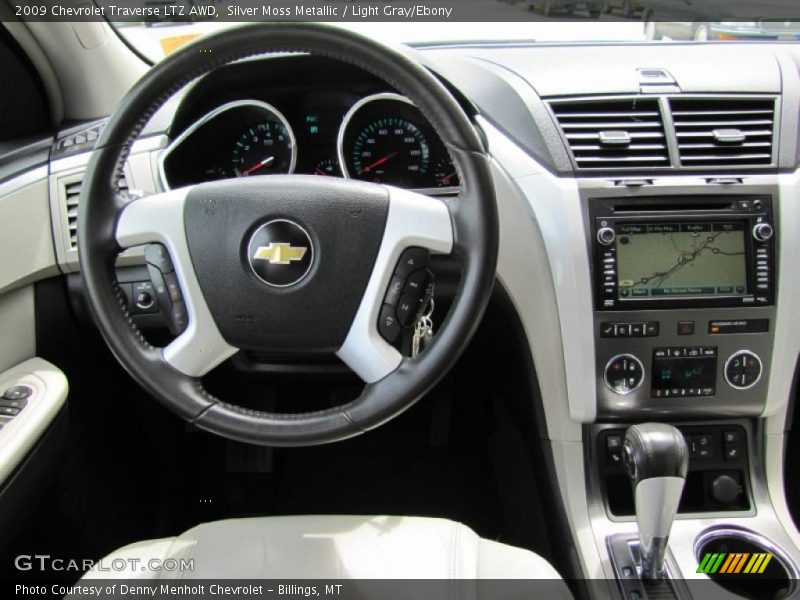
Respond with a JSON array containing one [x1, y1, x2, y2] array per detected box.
[[623, 423, 689, 580]]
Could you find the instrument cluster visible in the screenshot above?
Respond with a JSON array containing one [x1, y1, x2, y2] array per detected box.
[[159, 92, 459, 194]]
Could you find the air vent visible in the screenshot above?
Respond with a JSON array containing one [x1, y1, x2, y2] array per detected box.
[[669, 97, 776, 167], [550, 98, 669, 169], [62, 175, 128, 249]]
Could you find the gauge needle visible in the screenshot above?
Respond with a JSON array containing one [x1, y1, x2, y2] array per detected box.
[[359, 152, 397, 174], [438, 172, 457, 184], [241, 156, 275, 176], [314, 167, 328, 176]]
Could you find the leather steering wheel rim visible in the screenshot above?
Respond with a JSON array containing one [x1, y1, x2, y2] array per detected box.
[[79, 23, 498, 446]]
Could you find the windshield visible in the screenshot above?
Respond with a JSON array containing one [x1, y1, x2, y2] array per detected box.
[[107, 1, 800, 64]]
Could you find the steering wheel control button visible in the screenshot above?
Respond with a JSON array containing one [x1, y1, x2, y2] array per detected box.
[[396, 294, 419, 327], [3, 385, 32, 401], [724, 351, 762, 389], [163, 273, 183, 303], [378, 305, 402, 343], [170, 302, 189, 334], [144, 243, 175, 274], [394, 247, 429, 278], [384, 277, 404, 306], [247, 219, 314, 287], [604, 354, 644, 395]]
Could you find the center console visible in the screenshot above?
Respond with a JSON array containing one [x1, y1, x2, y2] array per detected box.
[[582, 188, 799, 599], [589, 195, 777, 418]]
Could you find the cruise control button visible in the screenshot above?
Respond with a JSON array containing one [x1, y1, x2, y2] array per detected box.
[[395, 248, 429, 278], [3, 385, 33, 401], [170, 301, 188, 334], [384, 277, 404, 306], [378, 305, 401, 343], [144, 243, 175, 274], [163, 272, 183, 303]]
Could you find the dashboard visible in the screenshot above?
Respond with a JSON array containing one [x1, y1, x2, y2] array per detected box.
[[30, 37, 800, 584], [159, 58, 459, 194]]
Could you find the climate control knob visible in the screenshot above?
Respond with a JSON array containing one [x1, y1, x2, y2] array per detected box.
[[753, 222, 774, 242], [597, 227, 616, 246], [604, 354, 644, 395], [724, 351, 762, 389]]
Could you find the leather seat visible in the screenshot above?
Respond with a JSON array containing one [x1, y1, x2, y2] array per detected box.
[[82, 515, 567, 586]]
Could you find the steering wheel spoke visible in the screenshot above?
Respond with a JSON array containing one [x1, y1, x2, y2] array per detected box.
[[116, 189, 238, 377], [336, 187, 453, 383]]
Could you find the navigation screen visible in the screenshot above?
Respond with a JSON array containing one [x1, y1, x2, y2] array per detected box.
[[616, 222, 748, 299]]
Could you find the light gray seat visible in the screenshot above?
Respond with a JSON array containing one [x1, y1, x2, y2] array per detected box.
[[82, 515, 569, 593]]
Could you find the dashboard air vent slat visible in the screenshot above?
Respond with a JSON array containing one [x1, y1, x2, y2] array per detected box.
[[669, 97, 776, 168], [550, 98, 669, 170], [63, 176, 128, 249]]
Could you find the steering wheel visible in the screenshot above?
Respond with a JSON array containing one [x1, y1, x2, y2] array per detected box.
[[79, 23, 498, 446]]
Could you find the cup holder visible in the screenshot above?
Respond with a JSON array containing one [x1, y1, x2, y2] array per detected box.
[[695, 527, 799, 600]]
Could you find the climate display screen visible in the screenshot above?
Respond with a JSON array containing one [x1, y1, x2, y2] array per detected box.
[[651, 347, 718, 398], [616, 222, 748, 300]]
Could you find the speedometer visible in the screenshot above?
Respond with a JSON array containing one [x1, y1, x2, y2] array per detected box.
[[350, 118, 431, 184], [338, 93, 459, 191]]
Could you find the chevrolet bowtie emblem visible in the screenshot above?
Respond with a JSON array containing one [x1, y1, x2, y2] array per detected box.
[[253, 242, 308, 265]]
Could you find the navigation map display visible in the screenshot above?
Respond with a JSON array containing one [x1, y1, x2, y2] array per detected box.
[[616, 222, 748, 299]]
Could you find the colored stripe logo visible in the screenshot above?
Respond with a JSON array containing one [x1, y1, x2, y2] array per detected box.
[[697, 552, 773, 574]]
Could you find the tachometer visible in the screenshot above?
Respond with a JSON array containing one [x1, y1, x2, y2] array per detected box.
[[230, 115, 295, 177], [159, 100, 297, 189], [338, 93, 457, 191]]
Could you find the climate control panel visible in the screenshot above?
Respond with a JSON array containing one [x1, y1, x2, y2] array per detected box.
[[595, 310, 773, 418]]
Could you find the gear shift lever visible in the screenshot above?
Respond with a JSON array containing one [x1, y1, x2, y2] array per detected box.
[[623, 423, 689, 580]]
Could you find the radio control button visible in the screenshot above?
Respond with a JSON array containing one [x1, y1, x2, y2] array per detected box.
[[600, 322, 617, 337], [753, 222, 774, 242], [597, 227, 616, 246], [644, 322, 659, 337]]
